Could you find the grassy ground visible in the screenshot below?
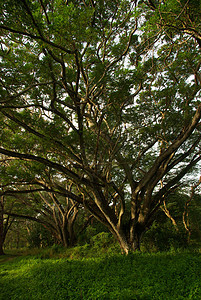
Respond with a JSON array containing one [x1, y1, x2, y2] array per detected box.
[[0, 249, 201, 300]]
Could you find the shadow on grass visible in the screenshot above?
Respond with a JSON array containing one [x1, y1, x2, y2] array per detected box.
[[0, 252, 201, 299], [0, 254, 21, 264]]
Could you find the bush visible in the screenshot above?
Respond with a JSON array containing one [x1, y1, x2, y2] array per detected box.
[[90, 232, 113, 248], [27, 224, 55, 248], [141, 221, 188, 252], [67, 232, 120, 259]]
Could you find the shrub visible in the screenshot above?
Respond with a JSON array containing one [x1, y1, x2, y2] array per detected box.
[[141, 221, 188, 252], [90, 232, 114, 248], [27, 224, 55, 248]]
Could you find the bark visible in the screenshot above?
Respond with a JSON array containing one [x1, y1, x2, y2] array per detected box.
[[0, 240, 5, 255], [0, 221, 5, 255], [111, 227, 145, 254], [113, 230, 130, 254], [50, 210, 78, 248], [132, 227, 144, 251], [0, 227, 5, 255], [61, 225, 69, 247], [59, 222, 77, 247], [68, 223, 76, 247], [183, 177, 201, 243], [0, 198, 5, 255], [161, 199, 179, 231], [68, 204, 78, 247], [129, 220, 146, 252]]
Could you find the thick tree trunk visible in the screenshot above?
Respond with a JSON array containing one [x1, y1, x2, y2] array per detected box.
[[68, 224, 76, 247], [60, 219, 77, 247], [132, 230, 143, 251], [113, 228, 144, 254], [116, 234, 130, 254], [60, 223, 76, 247], [128, 220, 145, 252], [106, 225, 130, 254], [61, 225, 70, 248]]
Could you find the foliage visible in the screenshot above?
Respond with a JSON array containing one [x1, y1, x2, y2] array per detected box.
[[0, 252, 201, 299], [69, 232, 119, 259], [4, 219, 29, 250], [141, 220, 187, 252], [27, 223, 55, 248], [141, 188, 201, 252]]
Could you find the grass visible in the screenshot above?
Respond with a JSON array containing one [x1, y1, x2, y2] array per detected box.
[[0, 249, 201, 300]]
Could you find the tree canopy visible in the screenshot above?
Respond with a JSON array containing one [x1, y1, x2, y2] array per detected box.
[[0, 0, 200, 253]]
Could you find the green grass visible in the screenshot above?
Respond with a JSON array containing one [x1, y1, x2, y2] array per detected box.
[[0, 251, 201, 299]]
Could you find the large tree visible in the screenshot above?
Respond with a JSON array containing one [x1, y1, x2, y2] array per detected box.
[[0, 0, 200, 253]]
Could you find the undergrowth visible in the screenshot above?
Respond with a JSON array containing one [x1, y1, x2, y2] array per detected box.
[[1, 233, 201, 299], [1, 251, 201, 299]]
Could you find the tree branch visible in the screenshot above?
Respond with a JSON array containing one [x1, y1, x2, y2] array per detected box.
[[0, 25, 76, 54]]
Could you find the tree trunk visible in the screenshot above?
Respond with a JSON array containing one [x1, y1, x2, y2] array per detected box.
[[116, 234, 130, 254], [0, 240, 5, 255], [61, 226, 69, 247], [0, 227, 5, 255], [108, 227, 130, 254], [132, 230, 143, 251], [112, 227, 144, 254], [61, 224, 77, 247], [68, 223, 76, 247], [129, 222, 145, 252], [16, 230, 20, 249], [0, 207, 5, 255]]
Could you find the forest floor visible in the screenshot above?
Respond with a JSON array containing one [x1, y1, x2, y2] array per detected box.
[[0, 255, 20, 264], [0, 249, 201, 299]]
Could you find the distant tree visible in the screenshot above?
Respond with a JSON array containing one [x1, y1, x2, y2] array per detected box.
[[183, 177, 201, 243], [0, 0, 200, 253], [0, 194, 15, 255], [4, 219, 29, 250], [26, 222, 55, 248], [0, 155, 81, 249], [2, 187, 80, 248]]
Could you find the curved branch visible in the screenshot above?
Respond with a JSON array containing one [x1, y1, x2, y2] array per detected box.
[[153, 154, 201, 203], [135, 103, 201, 194], [0, 25, 75, 54], [0, 147, 88, 185], [1, 109, 81, 164]]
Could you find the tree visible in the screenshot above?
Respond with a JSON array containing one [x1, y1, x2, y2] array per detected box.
[[4, 219, 29, 250], [0, 194, 15, 255], [0, 0, 200, 253], [183, 177, 201, 243], [2, 184, 80, 248]]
